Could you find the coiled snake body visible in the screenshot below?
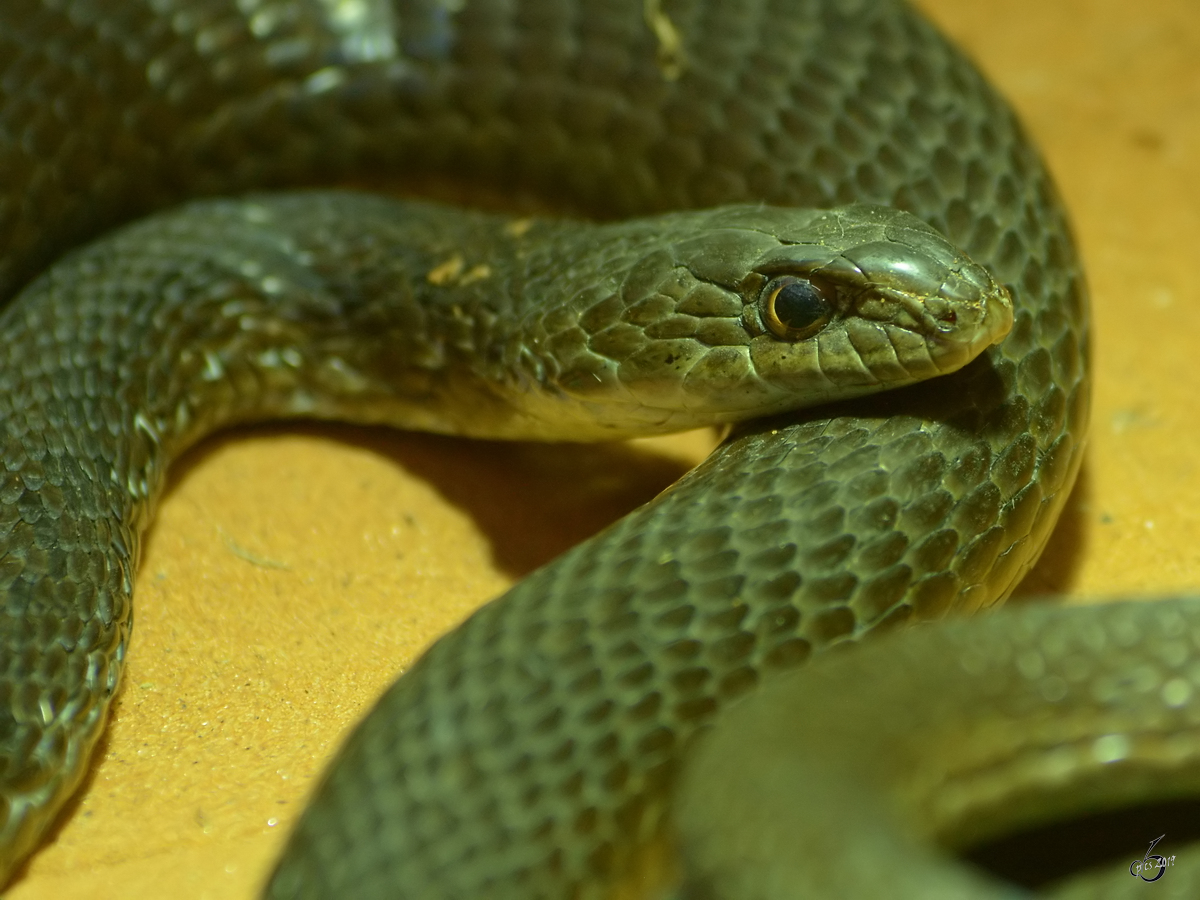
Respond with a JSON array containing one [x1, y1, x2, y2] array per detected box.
[[3, 1, 1195, 898]]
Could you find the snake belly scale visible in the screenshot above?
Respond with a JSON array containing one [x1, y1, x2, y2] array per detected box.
[[0, 0, 1099, 897]]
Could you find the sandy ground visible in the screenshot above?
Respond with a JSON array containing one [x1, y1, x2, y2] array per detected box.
[[9, 0, 1200, 897]]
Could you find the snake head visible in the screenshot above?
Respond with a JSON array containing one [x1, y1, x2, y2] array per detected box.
[[728, 205, 1014, 406], [518, 204, 1012, 438]]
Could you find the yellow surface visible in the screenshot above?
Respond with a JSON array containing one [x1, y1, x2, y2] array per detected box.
[[9, 0, 1200, 897]]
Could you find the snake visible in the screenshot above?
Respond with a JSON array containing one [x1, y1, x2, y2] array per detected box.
[[2, 0, 1197, 897]]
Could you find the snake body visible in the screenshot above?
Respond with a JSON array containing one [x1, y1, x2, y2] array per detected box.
[[678, 598, 1200, 899], [7, 0, 1182, 897]]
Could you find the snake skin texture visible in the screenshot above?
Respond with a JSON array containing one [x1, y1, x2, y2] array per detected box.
[[0, 0, 1107, 896]]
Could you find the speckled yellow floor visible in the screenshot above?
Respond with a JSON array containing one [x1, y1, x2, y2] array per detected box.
[[8, 1, 1200, 897]]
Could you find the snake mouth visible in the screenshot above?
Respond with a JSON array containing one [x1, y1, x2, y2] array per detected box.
[[982, 286, 1017, 345], [932, 279, 1013, 341], [863, 256, 1015, 375], [911, 281, 1014, 376]]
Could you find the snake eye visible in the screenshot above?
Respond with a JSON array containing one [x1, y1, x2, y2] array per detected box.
[[760, 276, 835, 340]]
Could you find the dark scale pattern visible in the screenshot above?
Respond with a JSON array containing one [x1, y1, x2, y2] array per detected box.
[[0, 0, 1088, 897]]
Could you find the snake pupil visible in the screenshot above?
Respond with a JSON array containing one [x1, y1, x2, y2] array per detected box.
[[761, 276, 833, 340]]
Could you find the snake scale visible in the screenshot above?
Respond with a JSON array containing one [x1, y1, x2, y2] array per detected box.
[[3, 0, 1198, 897]]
